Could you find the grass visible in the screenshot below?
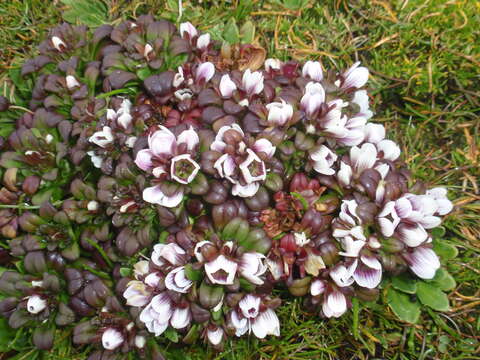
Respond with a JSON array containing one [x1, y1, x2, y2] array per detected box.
[[0, 0, 479, 359]]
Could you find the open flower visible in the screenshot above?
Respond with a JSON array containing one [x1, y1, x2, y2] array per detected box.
[[135, 126, 201, 207], [89, 126, 114, 148], [349, 255, 382, 289], [205, 254, 238, 285], [151, 243, 187, 267], [310, 145, 337, 175], [404, 246, 440, 279], [211, 124, 275, 197], [165, 266, 193, 293], [332, 200, 366, 241], [230, 294, 280, 338], [139, 293, 191, 336]]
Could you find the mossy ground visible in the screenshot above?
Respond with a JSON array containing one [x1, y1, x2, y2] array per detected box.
[[0, 0, 479, 359]]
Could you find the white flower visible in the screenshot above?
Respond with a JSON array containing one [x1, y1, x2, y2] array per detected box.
[[239, 252, 267, 285], [239, 149, 267, 184], [301, 82, 325, 117], [87, 151, 103, 168], [207, 326, 225, 346], [341, 61, 369, 89], [151, 243, 186, 267], [338, 236, 366, 257], [332, 200, 366, 241], [242, 69, 264, 96], [377, 139, 401, 161], [404, 246, 440, 279], [294, 232, 310, 247], [134, 335, 146, 349], [397, 223, 429, 247], [123, 281, 152, 307], [179, 22, 198, 39], [133, 260, 149, 277], [233, 295, 280, 338], [89, 126, 114, 148], [174, 88, 194, 101], [310, 279, 326, 296], [350, 256, 382, 289], [310, 145, 337, 175], [26, 295, 47, 314], [266, 99, 293, 126], [125, 136, 137, 148], [165, 266, 193, 293], [322, 291, 347, 318], [377, 201, 401, 237], [170, 154, 200, 184], [87, 200, 99, 211], [302, 61, 323, 81], [426, 187, 453, 215], [142, 186, 183, 208], [196, 62, 215, 83], [219, 74, 237, 98], [51, 36, 66, 51], [173, 66, 185, 87], [144, 43, 153, 58], [363, 123, 385, 144], [352, 90, 373, 119], [232, 182, 260, 198], [102, 328, 124, 350], [65, 75, 80, 90], [265, 58, 282, 71], [204, 254, 238, 285], [330, 264, 354, 287], [337, 161, 353, 187], [350, 143, 378, 175], [196, 33, 210, 50]]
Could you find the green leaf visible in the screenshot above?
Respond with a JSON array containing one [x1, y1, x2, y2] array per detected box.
[[240, 21, 255, 43], [163, 327, 179, 343], [223, 18, 240, 44], [433, 240, 458, 260], [386, 287, 421, 323], [0, 318, 16, 352], [431, 226, 446, 238], [391, 274, 417, 294], [119, 267, 131, 277], [61, 0, 108, 27], [428, 268, 456, 291], [184, 264, 202, 282], [416, 282, 450, 311]]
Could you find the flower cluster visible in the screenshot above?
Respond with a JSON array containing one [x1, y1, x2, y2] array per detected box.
[[0, 16, 454, 358]]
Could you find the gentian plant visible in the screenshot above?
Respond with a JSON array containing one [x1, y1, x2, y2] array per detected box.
[[0, 16, 455, 359]]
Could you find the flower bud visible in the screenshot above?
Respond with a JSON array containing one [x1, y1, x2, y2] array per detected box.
[[27, 295, 47, 314], [199, 282, 224, 309]]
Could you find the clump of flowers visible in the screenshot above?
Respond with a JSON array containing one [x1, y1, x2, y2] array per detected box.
[[0, 16, 454, 358]]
